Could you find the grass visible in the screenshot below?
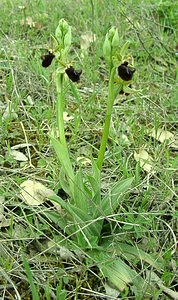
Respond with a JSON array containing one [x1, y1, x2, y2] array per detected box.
[[0, 0, 177, 299]]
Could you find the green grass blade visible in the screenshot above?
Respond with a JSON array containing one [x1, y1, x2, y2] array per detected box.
[[56, 279, 67, 300], [69, 81, 81, 104], [0, 268, 21, 300], [22, 255, 40, 300]]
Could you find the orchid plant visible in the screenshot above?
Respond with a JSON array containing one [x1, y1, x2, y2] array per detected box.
[[42, 19, 162, 297]]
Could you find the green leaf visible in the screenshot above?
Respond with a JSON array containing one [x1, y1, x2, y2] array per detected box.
[[59, 166, 72, 196], [73, 168, 88, 212], [92, 159, 101, 190], [51, 137, 74, 179], [48, 194, 81, 244], [88, 250, 146, 296], [115, 242, 161, 270], [50, 194, 101, 248], [43, 210, 73, 236], [87, 175, 100, 197], [100, 177, 134, 216], [89, 190, 102, 219], [101, 259, 130, 291], [49, 194, 71, 215], [69, 204, 101, 240], [51, 137, 74, 196], [101, 239, 162, 270], [45, 196, 76, 235]]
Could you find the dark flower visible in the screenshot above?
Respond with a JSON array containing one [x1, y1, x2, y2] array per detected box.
[[65, 66, 82, 82], [41, 52, 55, 68], [118, 61, 135, 81]]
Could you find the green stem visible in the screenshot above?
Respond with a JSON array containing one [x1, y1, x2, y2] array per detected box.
[[97, 67, 121, 170], [56, 73, 67, 147], [55, 72, 75, 196]]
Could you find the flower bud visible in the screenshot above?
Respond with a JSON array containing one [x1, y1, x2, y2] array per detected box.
[[108, 26, 116, 41], [111, 28, 119, 51], [55, 19, 71, 50], [103, 27, 120, 65], [63, 27, 71, 49], [55, 23, 62, 44], [103, 33, 112, 64]]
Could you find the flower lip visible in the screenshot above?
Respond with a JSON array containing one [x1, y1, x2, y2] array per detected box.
[[118, 61, 135, 81], [65, 66, 82, 82], [41, 52, 55, 68]]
